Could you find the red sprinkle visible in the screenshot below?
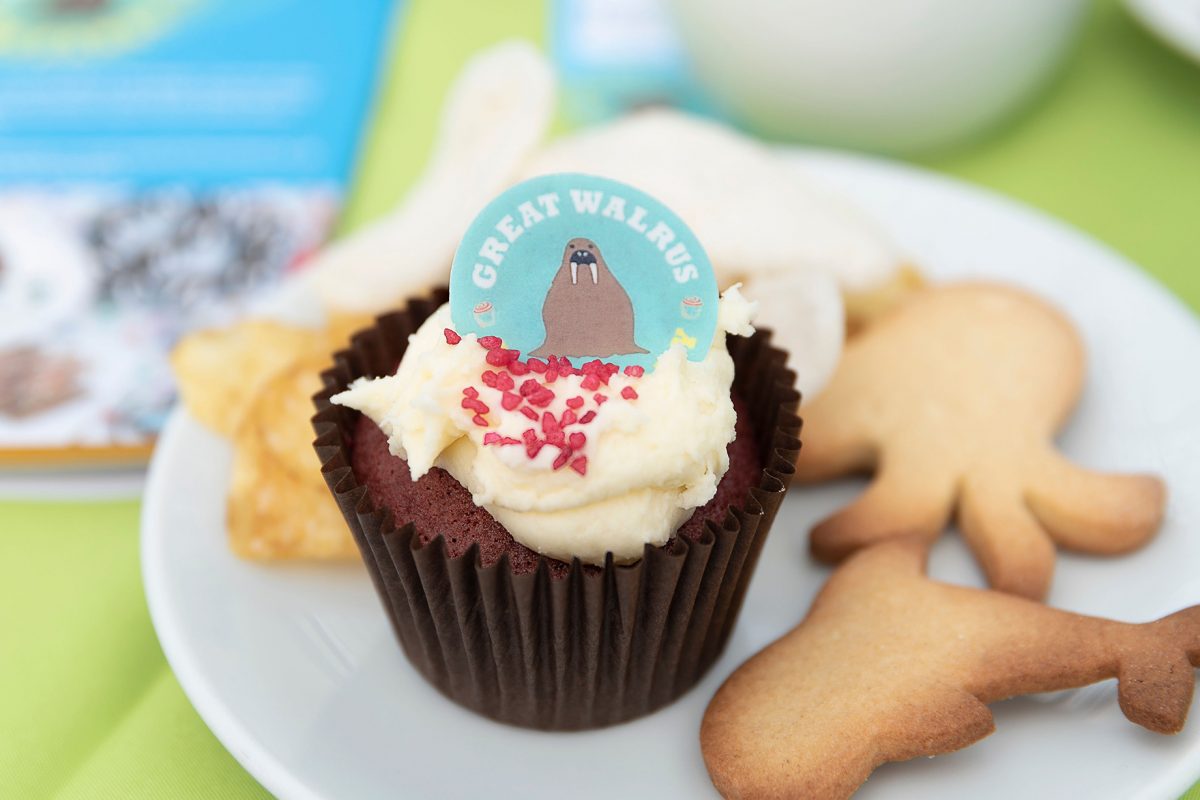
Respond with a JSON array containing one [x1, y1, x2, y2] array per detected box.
[[579, 411, 597, 424], [544, 368, 558, 384], [528, 388, 555, 408], [472, 414, 489, 427], [462, 386, 478, 399], [479, 336, 502, 350], [486, 348, 517, 367], [552, 448, 572, 470], [593, 394, 608, 405], [501, 391, 522, 411], [508, 360, 529, 376], [498, 437, 520, 446], [527, 358, 547, 374], [621, 387, 638, 400], [519, 379, 540, 397], [570, 456, 587, 476], [481, 370, 498, 388], [522, 429, 544, 459], [520, 407, 539, 421], [444, 328, 462, 345], [462, 398, 489, 414], [560, 409, 577, 426], [623, 365, 644, 377], [580, 374, 600, 391], [568, 432, 586, 450], [494, 372, 515, 391], [483, 432, 501, 445], [566, 396, 584, 409], [542, 415, 565, 447]]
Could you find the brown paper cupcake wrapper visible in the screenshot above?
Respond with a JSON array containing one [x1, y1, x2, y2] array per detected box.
[[312, 289, 801, 730]]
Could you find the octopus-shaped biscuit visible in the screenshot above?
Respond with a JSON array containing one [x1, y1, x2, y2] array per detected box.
[[796, 282, 1165, 599], [701, 538, 1200, 800]]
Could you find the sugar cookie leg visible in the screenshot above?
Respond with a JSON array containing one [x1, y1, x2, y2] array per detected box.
[[792, 410, 874, 483], [958, 474, 1056, 600], [810, 456, 955, 562], [1026, 450, 1166, 555]]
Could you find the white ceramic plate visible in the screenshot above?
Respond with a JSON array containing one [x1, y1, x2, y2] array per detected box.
[[142, 151, 1200, 800], [1126, 0, 1200, 65]]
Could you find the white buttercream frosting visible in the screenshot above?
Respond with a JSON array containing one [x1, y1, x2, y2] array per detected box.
[[332, 285, 757, 565]]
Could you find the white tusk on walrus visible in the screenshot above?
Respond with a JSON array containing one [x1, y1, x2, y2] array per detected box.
[[570, 261, 578, 284], [589, 262, 598, 284]]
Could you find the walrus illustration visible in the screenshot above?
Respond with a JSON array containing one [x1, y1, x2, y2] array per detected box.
[[529, 238, 648, 359]]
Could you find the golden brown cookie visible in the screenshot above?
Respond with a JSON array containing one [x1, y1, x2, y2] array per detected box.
[[171, 312, 369, 438], [701, 538, 1200, 800], [796, 282, 1165, 599], [174, 311, 370, 559], [227, 357, 356, 559], [171, 319, 317, 437]]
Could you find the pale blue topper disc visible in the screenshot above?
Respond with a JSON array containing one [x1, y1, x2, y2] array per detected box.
[[449, 173, 718, 372]]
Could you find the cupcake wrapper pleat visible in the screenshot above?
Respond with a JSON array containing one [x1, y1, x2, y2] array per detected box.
[[312, 289, 801, 730]]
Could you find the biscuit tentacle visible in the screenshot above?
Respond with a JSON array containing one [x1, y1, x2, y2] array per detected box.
[[957, 472, 1055, 600], [810, 454, 954, 563], [1025, 449, 1166, 554]]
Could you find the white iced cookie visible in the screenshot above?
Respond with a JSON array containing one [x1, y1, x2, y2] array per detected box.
[[288, 41, 557, 319], [520, 109, 901, 294], [519, 109, 903, 396], [744, 269, 845, 398]]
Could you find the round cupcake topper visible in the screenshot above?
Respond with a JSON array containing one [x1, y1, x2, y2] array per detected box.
[[450, 173, 718, 372]]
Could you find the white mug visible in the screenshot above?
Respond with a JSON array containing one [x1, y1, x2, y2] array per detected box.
[[668, 0, 1089, 154]]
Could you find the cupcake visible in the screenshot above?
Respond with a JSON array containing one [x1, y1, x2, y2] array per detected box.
[[311, 173, 800, 729]]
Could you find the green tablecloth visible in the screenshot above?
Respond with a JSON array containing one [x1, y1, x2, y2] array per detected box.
[[2, 0, 1198, 797]]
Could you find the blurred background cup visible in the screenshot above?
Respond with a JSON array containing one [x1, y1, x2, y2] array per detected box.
[[667, 0, 1089, 155]]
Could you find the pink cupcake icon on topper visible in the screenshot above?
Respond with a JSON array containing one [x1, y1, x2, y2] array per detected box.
[[681, 295, 703, 320], [473, 300, 496, 327]]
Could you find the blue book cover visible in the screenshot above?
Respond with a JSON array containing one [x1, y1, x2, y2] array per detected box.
[[0, 0, 398, 458]]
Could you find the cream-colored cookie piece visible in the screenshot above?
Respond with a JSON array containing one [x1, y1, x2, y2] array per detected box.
[[522, 108, 901, 294], [521, 107, 913, 396], [702, 538, 1200, 800], [742, 269, 844, 396], [796, 282, 1165, 599], [297, 41, 556, 316]]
